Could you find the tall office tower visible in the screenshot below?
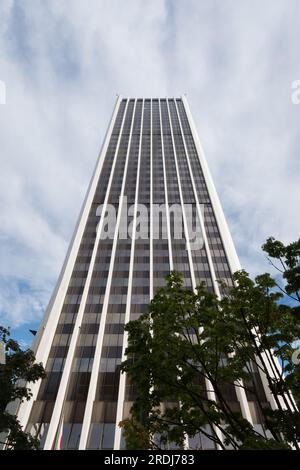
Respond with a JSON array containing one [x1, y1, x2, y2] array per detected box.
[[16, 97, 275, 450]]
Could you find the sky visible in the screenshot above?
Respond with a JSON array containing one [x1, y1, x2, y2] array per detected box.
[[0, 0, 299, 347]]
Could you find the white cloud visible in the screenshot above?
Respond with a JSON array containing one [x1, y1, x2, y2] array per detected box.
[[0, 0, 299, 331], [168, 0, 300, 274], [0, 277, 49, 328]]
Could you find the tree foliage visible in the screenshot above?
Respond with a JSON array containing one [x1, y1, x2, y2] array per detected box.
[[0, 326, 46, 450], [120, 237, 300, 450], [262, 236, 300, 303], [262, 237, 300, 405]]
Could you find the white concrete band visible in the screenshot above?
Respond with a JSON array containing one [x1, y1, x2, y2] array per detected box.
[[113, 100, 144, 449], [78, 99, 137, 449], [149, 100, 154, 301], [159, 99, 174, 271]]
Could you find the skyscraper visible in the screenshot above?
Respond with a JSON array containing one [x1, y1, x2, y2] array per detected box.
[[16, 97, 276, 450]]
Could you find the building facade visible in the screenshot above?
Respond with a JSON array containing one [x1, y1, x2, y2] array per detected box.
[[16, 97, 275, 450]]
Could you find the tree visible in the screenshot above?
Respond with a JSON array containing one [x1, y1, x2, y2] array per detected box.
[[0, 326, 46, 450], [262, 237, 300, 304], [262, 237, 300, 407], [120, 240, 300, 450]]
